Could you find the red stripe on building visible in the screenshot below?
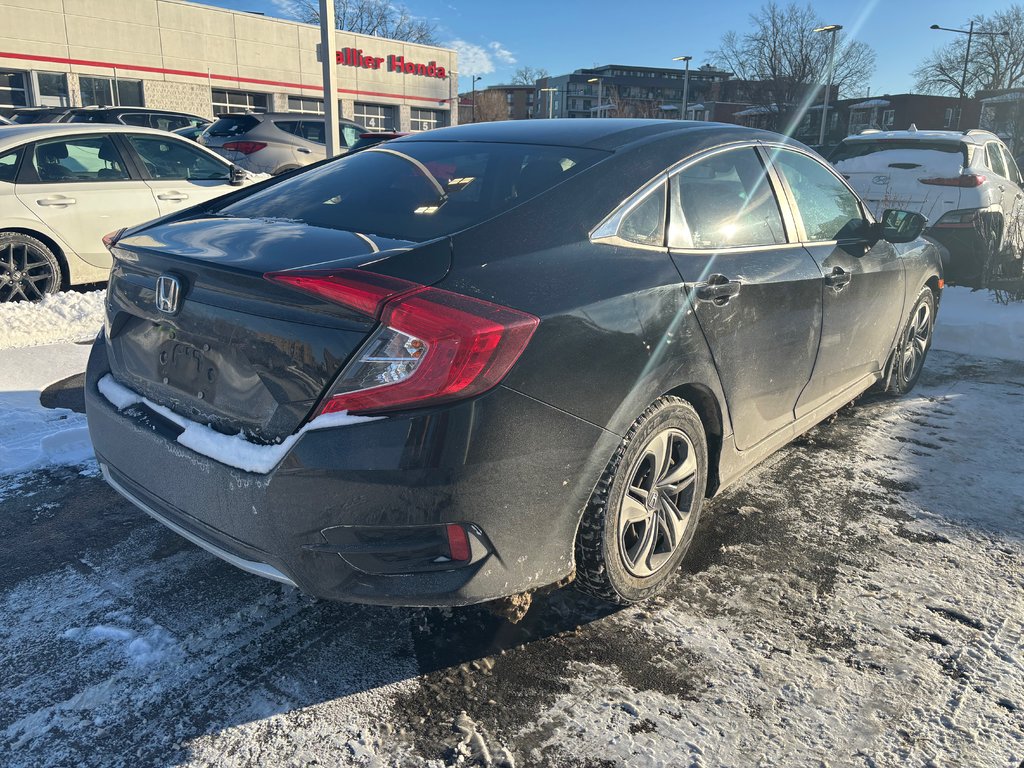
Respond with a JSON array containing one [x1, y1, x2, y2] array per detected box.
[[0, 51, 447, 104]]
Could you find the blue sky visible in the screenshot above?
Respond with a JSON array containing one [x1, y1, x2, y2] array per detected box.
[[194, 0, 1011, 96]]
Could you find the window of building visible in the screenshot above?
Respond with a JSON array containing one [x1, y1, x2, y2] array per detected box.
[[410, 108, 444, 132], [35, 72, 68, 106], [0, 70, 28, 107], [943, 107, 960, 129], [287, 95, 324, 114], [354, 102, 396, 131], [211, 88, 268, 115], [882, 109, 895, 129], [79, 76, 144, 107]]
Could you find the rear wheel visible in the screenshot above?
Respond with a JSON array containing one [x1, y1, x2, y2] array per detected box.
[[0, 232, 62, 303], [575, 397, 707, 605], [890, 288, 935, 395]]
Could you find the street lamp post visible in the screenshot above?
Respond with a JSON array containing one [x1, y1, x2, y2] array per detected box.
[[931, 22, 1010, 128], [672, 56, 692, 120], [813, 24, 842, 147], [318, 0, 340, 157], [540, 87, 557, 119], [471, 75, 482, 122], [586, 77, 603, 118]]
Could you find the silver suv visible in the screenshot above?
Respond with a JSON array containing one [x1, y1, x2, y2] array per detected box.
[[199, 113, 366, 176]]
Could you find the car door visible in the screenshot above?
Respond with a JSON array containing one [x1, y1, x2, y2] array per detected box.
[[14, 133, 159, 268], [766, 146, 906, 417], [985, 142, 1015, 222], [122, 132, 237, 216], [666, 145, 824, 451], [998, 145, 1024, 260]]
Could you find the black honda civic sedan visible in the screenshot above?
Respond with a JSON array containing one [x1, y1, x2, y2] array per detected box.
[[86, 119, 942, 608]]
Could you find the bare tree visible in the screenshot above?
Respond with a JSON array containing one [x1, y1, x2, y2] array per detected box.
[[710, 2, 875, 116], [511, 67, 549, 86], [914, 6, 1024, 96], [297, 0, 439, 45], [472, 89, 510, 122]]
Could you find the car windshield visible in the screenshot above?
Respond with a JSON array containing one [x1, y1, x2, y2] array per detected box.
[[212, 141, 609, 242], [830, 139, 968, 169]]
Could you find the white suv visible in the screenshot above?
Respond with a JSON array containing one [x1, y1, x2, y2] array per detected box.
[[831, 128, 1024, 285]]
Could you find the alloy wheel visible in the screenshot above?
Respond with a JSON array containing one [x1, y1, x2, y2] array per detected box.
[[0, 240, 58, 302], [617, 428, 699, 578], [900, 300, 931, 384]]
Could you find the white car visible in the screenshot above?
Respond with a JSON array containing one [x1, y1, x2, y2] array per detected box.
[[831, 128, 1024, 285], [0, 124, 264, 302]]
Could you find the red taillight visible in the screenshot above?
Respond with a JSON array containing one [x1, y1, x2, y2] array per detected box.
[[446, 524, 471, 562], [919, 173, 986, 188], [102, 228, 125, 249], [266, 269, 419, 318], [221, 141, 267, 155], [268, 269, 539, 415]]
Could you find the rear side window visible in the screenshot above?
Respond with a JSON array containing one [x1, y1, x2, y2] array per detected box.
[[619, 182, 666, 247], [206, 115, 260, 137], [214, 141, 607, 242], [773, 150, 864, 242], [31, 135, 130, 182], [120, 113, 151, 127], [986, 144, 1008, 178], [0, 148, 22, 183], [68, 112, 108, 123], [1000, 146, 1022, 182], [670, 148, 786, 249]]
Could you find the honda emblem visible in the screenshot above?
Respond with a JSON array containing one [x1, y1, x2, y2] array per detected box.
[[155, 274, 182, 314]]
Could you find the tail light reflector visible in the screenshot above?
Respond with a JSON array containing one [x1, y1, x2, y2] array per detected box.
[[102, 228, 126, 250], [446, 524, 471, 562], [266, 269, 539, 415], [221, 141, 267, 155], [919, 173, 985, 187]]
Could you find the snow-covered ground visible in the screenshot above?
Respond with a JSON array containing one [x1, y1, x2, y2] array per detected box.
[[0, 286, 1021, 767]]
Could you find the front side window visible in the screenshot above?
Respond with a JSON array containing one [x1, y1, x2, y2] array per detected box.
[[618, 183, 666, 247], [670, 148, 786, 249], [772, 149, 864, 242], [31, 136, 130, 182], [0, 148, 22, 183], [214, 141, 606, 242], [126, 135, 228, 180]]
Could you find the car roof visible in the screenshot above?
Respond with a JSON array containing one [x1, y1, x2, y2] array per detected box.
[[66, 106, 208, 118], [840, 128, 1000, 146], [216, 112, 363, 122], [388, 118, 784, 151], [0, 122, 202, 148]]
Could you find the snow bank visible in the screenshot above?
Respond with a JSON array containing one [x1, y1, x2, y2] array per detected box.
[[933, 287, 1024, 362], [97, 374, 379, 474], [0, 290, 105, 350], [833, 148, 963, 175]]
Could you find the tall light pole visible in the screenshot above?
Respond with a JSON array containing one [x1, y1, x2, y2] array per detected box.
[[672, 55, 692, 120], [587, 77, 603, 118], [471, 75, 482, 122], [813, 24, 841, 147], [931, 22, 1010, 128], [318, 0, 340, 157], [540, 87, 557, 119]]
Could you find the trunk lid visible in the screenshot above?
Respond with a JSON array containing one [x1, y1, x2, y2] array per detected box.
[[104, 215, 450, 443]]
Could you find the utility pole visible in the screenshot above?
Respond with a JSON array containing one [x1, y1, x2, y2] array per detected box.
[[672, 56, 692, 120], [471, 75, 482, 122], [540, 87, 557, 119], [931, 21, 1010, 129], [319, 0, 340, 157], [813, 24, 842, 147]]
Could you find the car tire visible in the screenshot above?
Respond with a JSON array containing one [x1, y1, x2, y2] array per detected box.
[[889, 287, 935, 396], [0, 231, 63, 303], [575, 396, 708, 605]]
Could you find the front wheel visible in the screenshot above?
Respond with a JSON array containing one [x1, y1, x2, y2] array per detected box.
[[890, 288, 935, 395], [0, 231, 62, 303], [575, 397, 708, 605]]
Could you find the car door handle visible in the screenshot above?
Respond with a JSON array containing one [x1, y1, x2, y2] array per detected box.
[[824, 267, 852, 292], [694, 275, 741, 305], [157, 192, 190, 202], [297, 147, 312, 154], [36, 196, 76, 207]]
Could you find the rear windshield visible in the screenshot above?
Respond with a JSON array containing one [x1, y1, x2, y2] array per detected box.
[[212, 141, 608, 242], [68, 112, 108, 123], [206, 115, 260, 137], [831, 140, 968, 169]]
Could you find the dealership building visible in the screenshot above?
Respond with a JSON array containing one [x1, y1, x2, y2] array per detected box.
[[0, 0, 458, 131]]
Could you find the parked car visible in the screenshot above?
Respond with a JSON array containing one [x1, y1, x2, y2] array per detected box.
[[199, 112, 366, 175], [63, 107, 210, 133], [87, 120, 942, 610], [6, 107, 71, 124], [831, 128, 1024, 284], [0, 124, 261, 301], [348, 130, 410, 152]]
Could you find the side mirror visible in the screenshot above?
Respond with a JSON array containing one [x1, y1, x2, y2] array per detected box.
[[228, 165, 247, 186], [880, 209, 927, 244]]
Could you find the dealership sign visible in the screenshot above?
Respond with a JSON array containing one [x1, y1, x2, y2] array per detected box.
[[335, 48, 447, 79]]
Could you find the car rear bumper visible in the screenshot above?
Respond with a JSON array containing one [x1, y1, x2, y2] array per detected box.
[[85, 334, 613, 606]]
